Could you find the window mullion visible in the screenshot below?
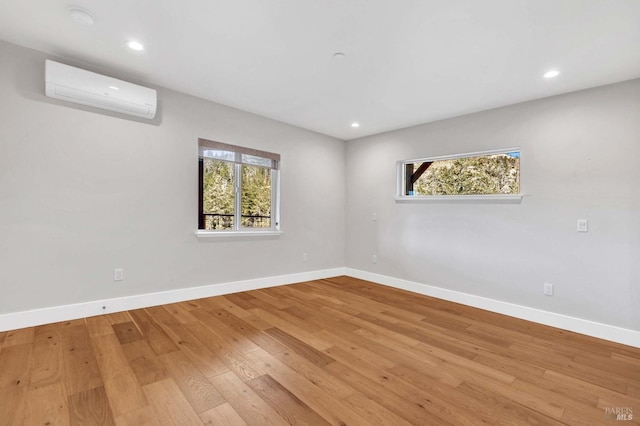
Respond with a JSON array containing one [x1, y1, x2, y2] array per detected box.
[[234, 161, 242, 230], [271, 168, 278, 230]]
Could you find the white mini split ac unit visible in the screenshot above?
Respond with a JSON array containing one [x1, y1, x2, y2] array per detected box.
[[45, 60, 157, 120]]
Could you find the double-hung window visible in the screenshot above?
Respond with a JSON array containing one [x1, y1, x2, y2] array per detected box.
[[198, 138, 280, 235]]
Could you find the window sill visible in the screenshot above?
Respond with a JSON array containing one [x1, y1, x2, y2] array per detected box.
[[394, 194, 524, 203], [195, 230, 283, 238]]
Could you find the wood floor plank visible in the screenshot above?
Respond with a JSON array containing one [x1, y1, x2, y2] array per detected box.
[[29, 323, 65, 390], [511, 377, 606, 420], [158, 350, 225, 414], [344, 391, 416, 426], [264, 327, 335, 367], [22, 381, 70, 425], [246, 374, 331, 425], [241, 313, 274, 331], [207, 308, 290, 355], [61, 323, 104, 395], [317, 329, 398, 370], [1, 327, 34, 348], [323, 357, 455, 425], [117, 333, 169, 389], [120, 339, 157, 359], [507, 341, 630, 393], [391, 346, 564, 420], [2, 276, 639, 425], [245, 348, 372, 426], [271, 349, 356, 400], [573, 352, 640, 384], [224, 292, 261, 310], [389, 363, 533, 426], [455, 381, 565, 425], [129, 309, 180, 356], [249, 307, 333, 351], [247, 288, 291, 310], [542, 369, 639, 411], [199, 402, 248, 426], [86, 315, 116, 337], [290, 283, 359, 313], [191, 308, 261, 354], [321, 305, 421, 347], [211, 371, 287, 426], [0, 385, 27, 425], [112, 321, 144, 345], [326, 345, 499, 425], [142, 378, 203, 426], [113, 405, 162, 426], [352, 327, 465, 384], [105, 312, 134, 325], [208, 295, 254, 318], [363, 310, 484, 358], [628, 384, 640, 398], [68, 385, 115, 426], [0, 342, 32, 390], [154, 320, 231, 380], [356, 310, 488, 359], [90, 333, 148, 417], [270, 289, 362, 333], [162, 302, 199, 324], [471, 349, 547, 381], [184, 321, 265, 382]]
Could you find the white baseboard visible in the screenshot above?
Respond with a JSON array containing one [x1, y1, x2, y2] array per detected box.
[[0, 268, 346, 332], [4, 266, 638, 349], [345, 268, 640, 349]]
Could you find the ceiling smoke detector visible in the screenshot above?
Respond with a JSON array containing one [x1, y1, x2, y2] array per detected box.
[[69, 8, 95, 26]]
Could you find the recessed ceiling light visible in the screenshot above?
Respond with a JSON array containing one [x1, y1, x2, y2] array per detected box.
[[108, 86, 120, 91], [127, 41, 144, 51], [544, 70, 560, 79], [69, 8, 95, 25], [351, 122, 360, 128]]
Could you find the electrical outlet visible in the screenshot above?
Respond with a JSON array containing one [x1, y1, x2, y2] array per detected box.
[[302, 253, 308, 262], [372, 254, 377, 264], [114, 268, 124, 281], [544, 283, 553, 296]]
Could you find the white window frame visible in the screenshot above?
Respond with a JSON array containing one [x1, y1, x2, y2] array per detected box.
[[395, 147, 523, 203], [196, 139, 282, 238]]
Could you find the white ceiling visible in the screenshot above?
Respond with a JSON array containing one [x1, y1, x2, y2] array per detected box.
[[0, 1, 639, 140]]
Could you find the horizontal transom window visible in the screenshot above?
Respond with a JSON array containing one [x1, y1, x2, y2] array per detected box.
[[398, 148, 520, 197]]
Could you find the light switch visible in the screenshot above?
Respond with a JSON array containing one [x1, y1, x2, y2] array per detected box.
[[577, 219, 588, 233]]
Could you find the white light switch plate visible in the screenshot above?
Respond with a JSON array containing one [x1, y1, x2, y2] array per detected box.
[[114, 268, 124, 281], [577, 219, 588, 232]]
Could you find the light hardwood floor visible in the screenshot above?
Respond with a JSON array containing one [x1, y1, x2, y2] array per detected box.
[[1, 276, 638, 425]]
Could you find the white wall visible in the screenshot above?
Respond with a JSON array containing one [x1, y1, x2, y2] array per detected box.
[[0, 41, 346, 315], [2, 38, 639, 338], [346, 79, 640, 331]]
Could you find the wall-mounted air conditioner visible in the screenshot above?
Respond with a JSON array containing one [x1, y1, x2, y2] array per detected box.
[[45, 60, 157, 120]]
